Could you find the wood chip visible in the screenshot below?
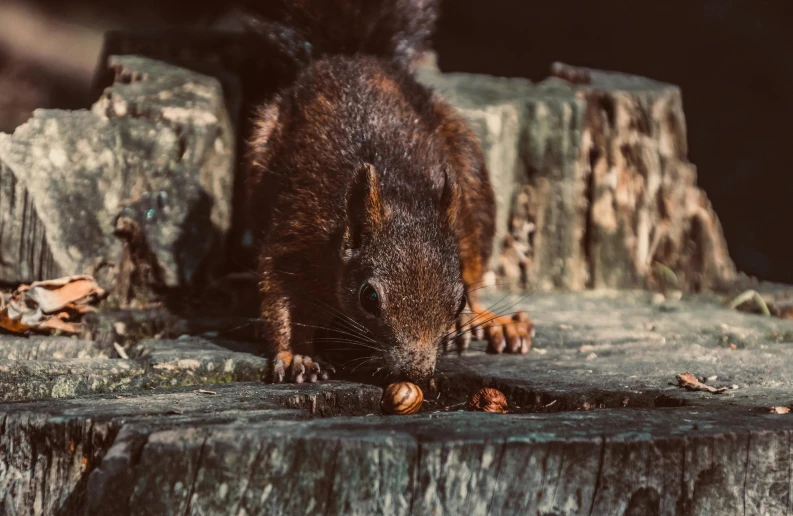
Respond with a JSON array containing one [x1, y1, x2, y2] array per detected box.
[[113, 342, 129, 359], [194, 389, 217, 395], [770, 406, 791, 414], [674, 372, 728, 394]]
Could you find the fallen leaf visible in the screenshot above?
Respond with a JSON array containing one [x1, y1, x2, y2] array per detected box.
[[60, 303, 98, 316], [24, 275, 105, 314], [37, 317, 82, 335], [778, 306, 793, 320], [5, 275, 105, 335], [674, 372, 728, 394], [0, 307, 33, 335], [770, 406, 791, 414]]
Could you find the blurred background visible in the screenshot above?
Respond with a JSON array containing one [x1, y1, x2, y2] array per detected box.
[[1, 0, 791, 283]]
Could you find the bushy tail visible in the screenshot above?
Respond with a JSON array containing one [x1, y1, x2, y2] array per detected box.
[[237, 0, 439, 71]]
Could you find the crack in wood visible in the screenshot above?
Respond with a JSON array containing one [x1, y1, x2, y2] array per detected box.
[[587, 435, 607, 516], [484, 439, 508, 516], [322, 440, 341, 516], [408, 440, 422, 515], [232, 440, 265, 516], [742, 433, 751, 516], [182, 435, 207, 516]]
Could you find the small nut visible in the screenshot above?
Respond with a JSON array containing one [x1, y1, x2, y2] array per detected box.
[[381, 382, 423, 415], [467, 387, 508, 413]]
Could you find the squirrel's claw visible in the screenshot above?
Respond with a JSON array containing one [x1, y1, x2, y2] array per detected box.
[[273, 355, 289, 383], [272, 352, 333, 383], [454, 309, 533, 354], [478, 310, 534, 355]]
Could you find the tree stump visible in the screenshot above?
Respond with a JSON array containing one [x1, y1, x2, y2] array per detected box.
[[418, 61, 736, 293], [1, 291, 793, 514], [0, 56, 236, 302]]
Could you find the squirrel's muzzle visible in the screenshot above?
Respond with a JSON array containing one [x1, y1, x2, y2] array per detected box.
[[390, 345, 437, 383]]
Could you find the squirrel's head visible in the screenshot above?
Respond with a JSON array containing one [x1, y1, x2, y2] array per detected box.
[[336, 163, 466, 383]]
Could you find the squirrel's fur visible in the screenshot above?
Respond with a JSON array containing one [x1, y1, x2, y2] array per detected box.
[[244, 0, 532, 383]]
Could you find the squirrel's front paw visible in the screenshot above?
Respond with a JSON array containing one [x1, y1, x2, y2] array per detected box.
[[485, 311, 534, 354], [272, 352, 334, 383], [452, 309, 534, 354], [446, 310, 534, 354]]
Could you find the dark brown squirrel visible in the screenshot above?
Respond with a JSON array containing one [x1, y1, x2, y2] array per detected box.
[[242, 0, 533, 384]]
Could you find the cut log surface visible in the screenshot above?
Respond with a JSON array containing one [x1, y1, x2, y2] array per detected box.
[[2, 291, 793, 515]]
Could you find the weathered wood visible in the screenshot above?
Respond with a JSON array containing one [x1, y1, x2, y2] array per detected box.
[[1, 291, 793, 514], [84, 32, 737, 294], [417, 62, 736, 293], [0, 55, 236, 299], [0, 335, 110, 360]]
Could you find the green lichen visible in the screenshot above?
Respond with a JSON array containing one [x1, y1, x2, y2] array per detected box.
[[765, 330, 793, 343]]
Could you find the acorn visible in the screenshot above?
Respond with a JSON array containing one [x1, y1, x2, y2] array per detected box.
[[467, 387, 508, 413], [380, 382, 423, 415]]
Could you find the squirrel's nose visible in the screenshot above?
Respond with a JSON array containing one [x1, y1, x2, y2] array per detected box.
[[402, 367, 433, 384], [399, 351, 436, 383]]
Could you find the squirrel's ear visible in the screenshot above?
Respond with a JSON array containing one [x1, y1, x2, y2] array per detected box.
[[439, 166, 460, 228], [345, 163, 388, 249]]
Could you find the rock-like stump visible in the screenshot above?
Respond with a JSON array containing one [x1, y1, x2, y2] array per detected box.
[[417, 61, 735, 293], [54, 30, 736, 296], [0, 55, 235, 301]]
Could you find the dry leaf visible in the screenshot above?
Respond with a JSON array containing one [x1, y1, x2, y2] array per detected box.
[[0, 307, 33, 335], [113, 342, 129, 359], [5, 275, 104, 335], [24, 275, 105, 314], [770, 406, 791, 414], [37, 317, 82, 335], [674, 372, 728, 394], [778, 306, 793, 320]]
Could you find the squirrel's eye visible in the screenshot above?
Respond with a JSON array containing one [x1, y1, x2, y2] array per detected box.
[[455, 296, 466, 318], [359, 283, 380, 316]]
